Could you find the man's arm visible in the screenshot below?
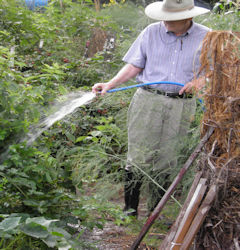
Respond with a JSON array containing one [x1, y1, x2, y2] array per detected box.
[[92, 63, 143, 95]]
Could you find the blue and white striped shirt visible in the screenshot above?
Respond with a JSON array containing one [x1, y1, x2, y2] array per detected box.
[[123, 21, 210, 93]]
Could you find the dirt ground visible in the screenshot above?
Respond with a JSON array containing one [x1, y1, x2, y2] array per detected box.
[[77, 190, 173, 250]]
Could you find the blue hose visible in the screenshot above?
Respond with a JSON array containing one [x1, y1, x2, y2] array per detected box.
[[106, 81, 205, 111], [107, 81, 184, 93]]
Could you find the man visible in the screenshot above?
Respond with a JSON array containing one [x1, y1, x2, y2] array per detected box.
[[92, 0, 210, 216]]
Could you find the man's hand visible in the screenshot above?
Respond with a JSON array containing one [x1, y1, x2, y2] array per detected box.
[[92, 82, 113, 96], [179, 77, 206, 95], [92, 64, 142, 96]]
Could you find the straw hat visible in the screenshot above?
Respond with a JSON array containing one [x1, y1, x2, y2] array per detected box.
[[145, 0, 210, 21]]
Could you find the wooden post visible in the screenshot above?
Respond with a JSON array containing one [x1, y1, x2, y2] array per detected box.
[[59, 0, 63, 9], [180, 185, 217, 250], [94, 0, 100, 12], [159, 171, 203, 249], [171, 178, 207, 249]]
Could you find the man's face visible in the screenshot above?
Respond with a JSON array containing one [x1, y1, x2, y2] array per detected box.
[[164, 18, 192, 35]]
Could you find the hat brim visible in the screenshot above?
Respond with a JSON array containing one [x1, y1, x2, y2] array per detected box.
[[145, 2, 210, 21]]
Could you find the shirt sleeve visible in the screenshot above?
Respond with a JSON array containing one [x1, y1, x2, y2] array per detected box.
[[122, 28, 147, 69]]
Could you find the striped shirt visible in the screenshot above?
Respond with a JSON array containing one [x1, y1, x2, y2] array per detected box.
[[122, 21, 210, 93]]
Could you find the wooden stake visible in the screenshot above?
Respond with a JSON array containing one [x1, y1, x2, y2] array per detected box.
[[171, 178, 207, 249], [59, 0, 63, 9], [94, 0, 100, 12], [180, 185, 217, 250], [159, 171, 203, 249]]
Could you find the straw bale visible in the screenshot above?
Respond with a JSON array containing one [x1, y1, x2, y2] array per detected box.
[[196, 31, 240, 249], [200, 31, 240, 170]]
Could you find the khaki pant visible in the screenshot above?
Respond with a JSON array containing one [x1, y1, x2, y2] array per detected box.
[[125, 88, 196, 211], [126, 88, 196, 171], [125, 88, 196, 209]]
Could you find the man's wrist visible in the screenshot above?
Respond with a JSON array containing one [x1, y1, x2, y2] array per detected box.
[[107, 80, 119, 89]]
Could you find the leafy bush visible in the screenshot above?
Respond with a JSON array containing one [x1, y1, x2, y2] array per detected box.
[[0, 0, 128, 248]]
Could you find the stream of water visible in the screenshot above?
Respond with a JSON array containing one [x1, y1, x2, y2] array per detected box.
[[1, 91, 96, 162], [25, 91, 96, 145]]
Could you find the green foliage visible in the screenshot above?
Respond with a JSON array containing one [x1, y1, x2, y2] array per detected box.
[[41, 92, 131, 197], [0, 0, 127, 248], [1, 143, 68, 214], [195, 8, 240, 30], [0, 214, 85, 249], [99, 2, 149, 32], [0, 45, 68, 152]]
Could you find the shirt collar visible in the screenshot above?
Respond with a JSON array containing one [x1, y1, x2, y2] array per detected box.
[[163, 21, 195, 37]]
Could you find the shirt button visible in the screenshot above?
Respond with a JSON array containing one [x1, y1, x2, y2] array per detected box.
[[175, 50, 177, 53], [173, 62, 175, 65]]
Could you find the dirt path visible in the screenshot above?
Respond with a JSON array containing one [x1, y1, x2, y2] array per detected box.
[[77, 192, 170, 250]]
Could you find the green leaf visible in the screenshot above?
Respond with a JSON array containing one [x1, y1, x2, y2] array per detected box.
[[46, 172, 52, 183], [75, 136, 87, 142], [23, 199, 39, 207], [8, 213, 30, 221], [0, 30, 10, 36], [89, 130, 102, 137], [0, 217, 21, 231], [65, 132, 75, 143], [26, 217, 58, 228], [51, 231, 64, 237], [91, 137, 99, 143], [11, 177, 36, 190], [100, 137, 107, 144], [58, 85, 68, 95], [50, 227, 71, 239], [0, 165, 7, 171], [0, 230, 12, 239], [0, 130, 7, 140], [37, 201, 49, 214], [94, 125, 107, 131], [20, 222, 49, 239], [42, 234, 58, 248], [0, 214, 10, 219]]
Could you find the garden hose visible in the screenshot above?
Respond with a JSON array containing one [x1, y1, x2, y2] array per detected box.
[[106, 81, 205, 109], [106, 81, 184, 93]]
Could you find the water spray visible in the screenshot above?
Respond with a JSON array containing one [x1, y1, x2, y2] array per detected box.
[[24, 81, 192, 145]]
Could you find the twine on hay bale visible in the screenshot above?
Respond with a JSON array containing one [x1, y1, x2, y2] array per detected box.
[[197, 31, 240, 249]]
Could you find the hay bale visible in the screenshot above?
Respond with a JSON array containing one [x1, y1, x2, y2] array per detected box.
[[197, 31, 240, 249]]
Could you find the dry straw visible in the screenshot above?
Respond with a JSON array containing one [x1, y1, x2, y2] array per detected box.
[[197, 31, 240, 249], [200, 31, 240, 173]]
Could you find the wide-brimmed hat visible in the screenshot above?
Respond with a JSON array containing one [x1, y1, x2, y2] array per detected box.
[[145, 0, 210, 21]]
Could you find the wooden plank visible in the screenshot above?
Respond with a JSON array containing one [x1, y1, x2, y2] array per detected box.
[[159, 171, 203, 249], [180, 185, 217, 250], [171, 178, 207, 250]]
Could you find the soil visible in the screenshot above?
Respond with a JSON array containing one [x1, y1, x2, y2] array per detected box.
[[79, 221, 151, 250], [76, 190, 171, 250]]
